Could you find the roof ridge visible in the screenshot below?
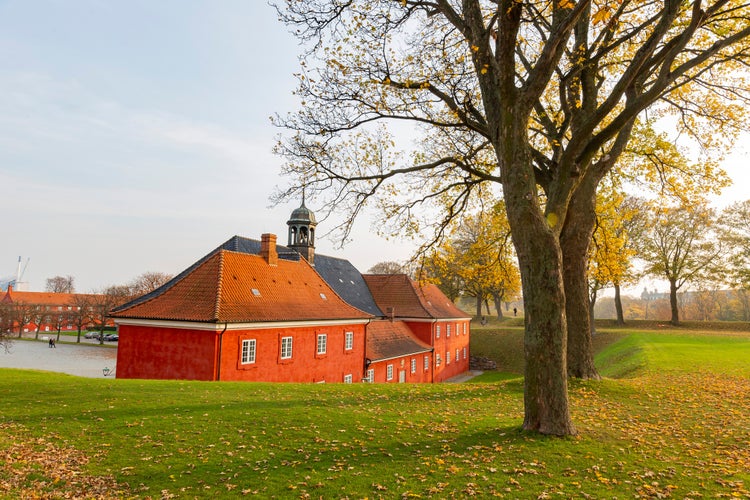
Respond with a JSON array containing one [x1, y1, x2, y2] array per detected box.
[[213, 250, 226, 322], [405, 275, 432, 317]]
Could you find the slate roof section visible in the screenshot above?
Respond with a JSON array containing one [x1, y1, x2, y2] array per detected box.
[[363, 274, 470, 320], [112, 250, 373, 323], [313, 255, 384, 317], [366, 320, 433, 362]]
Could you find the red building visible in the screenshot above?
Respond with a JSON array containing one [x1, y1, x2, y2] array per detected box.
[[0, 287, 100, 335], [112, 205, 471, 383], [363, 274, 471, 382]]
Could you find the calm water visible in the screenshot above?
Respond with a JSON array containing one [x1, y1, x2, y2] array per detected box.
[[0, 338, 117, 378]]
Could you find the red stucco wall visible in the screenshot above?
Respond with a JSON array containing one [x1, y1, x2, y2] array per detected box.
[[116, 320, 468, 383], [368, 352, 433, 383], [116, 325, 218, 380], [218, 324, 367, 383], [405, 319, 471, 382], [116, 323, 368, 383]]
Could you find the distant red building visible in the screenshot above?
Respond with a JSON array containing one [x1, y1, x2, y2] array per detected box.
[[112, 205, 471, 383], [0, 287, 100, 335]]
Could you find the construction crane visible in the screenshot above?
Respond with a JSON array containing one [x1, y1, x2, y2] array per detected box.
[[1, 256, 30, 291]]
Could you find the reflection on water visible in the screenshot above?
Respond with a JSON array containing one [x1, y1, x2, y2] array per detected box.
[[0, 339, 117, 378]]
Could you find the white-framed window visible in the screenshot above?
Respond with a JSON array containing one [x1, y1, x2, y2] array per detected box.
[[463, 323, 467, 335], [446, 351, 451, 364], [344, 374, 353, 383], [386, 364, 394, 381], [280, 336, 293, 359], [345, 331, 354, 350], [463, 347, 467, 359], [436, 325, 441, 338], [424, 355, 430, 371], [411, 358, 416, 374], [366, 368, 375, 383], [241, 339, 256, 364], [436, 354, 441, 367], [447, 324, 451, 337], [456, 348, 460, 362], [317, 333, 327, 355]]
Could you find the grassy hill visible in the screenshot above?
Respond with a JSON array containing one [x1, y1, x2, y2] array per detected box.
[[1, 324, 748, 498]]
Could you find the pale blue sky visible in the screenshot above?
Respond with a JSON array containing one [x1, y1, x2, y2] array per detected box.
[[1, 1, 747, 293], [0, 1, 415, 291]]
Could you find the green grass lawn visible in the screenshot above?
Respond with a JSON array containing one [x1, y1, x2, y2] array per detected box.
[[1, 325, 749, 499]]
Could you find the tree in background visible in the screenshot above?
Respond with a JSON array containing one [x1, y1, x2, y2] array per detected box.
[[275, 0, 750, 436], [419, 247, 464, 302], [127, 272, 173, 298], [639, 201, 724, 326], [45, 275, 75, 293], [70, 294, 93, 343], [422, 203, 520, 318], [10, 301, 32, 338], [588, 193, 650, 327], [89, 286, 130, 344], [0, 300, 11, 352], [587, 187, 636, 331], [367, 261, 406, 275], [720, 200, 750, 321], [51, 310, 72, 342]]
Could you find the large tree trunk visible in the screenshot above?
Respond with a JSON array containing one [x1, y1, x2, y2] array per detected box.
[[475, 295, 482, 319], [515, 225, 576, 435], [614, 283, 625, 325], [501, 145, 575, 436], [561, 182, 600, 380], [669, 279, 680, 325]]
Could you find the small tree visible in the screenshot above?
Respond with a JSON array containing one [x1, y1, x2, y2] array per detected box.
[[127, 272, 173, 297], [423, 204, 520, 318], [367, 261, 405, 275], [89, 286, 130, 344], [45, 275, 76, 293], [639, 202, 723, 325], [71, 294, 93, 342], [720, 200, 750, 321], [0, 301, 11, 352]]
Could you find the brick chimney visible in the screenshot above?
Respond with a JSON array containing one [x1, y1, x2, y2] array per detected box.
[[260, 234, 278, 266]]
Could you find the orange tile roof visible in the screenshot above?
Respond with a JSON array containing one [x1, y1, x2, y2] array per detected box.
[[112, 250, 373, 323], [366, 320, 432, 362], [416, 283, 471, 319], [363, 274, 470, 319], [1, 289, 100, 306], [363, 274, 429, 317]]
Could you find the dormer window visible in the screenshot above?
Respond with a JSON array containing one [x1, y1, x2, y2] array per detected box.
[[251, 288, 261, 297], [320, 293, 327, 300]]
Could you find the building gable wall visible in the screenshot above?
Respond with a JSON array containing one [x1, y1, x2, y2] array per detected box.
[[116, 325, 218, 380]]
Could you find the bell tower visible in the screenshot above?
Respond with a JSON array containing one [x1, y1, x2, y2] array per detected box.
[[287, 198, 317, 264]]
